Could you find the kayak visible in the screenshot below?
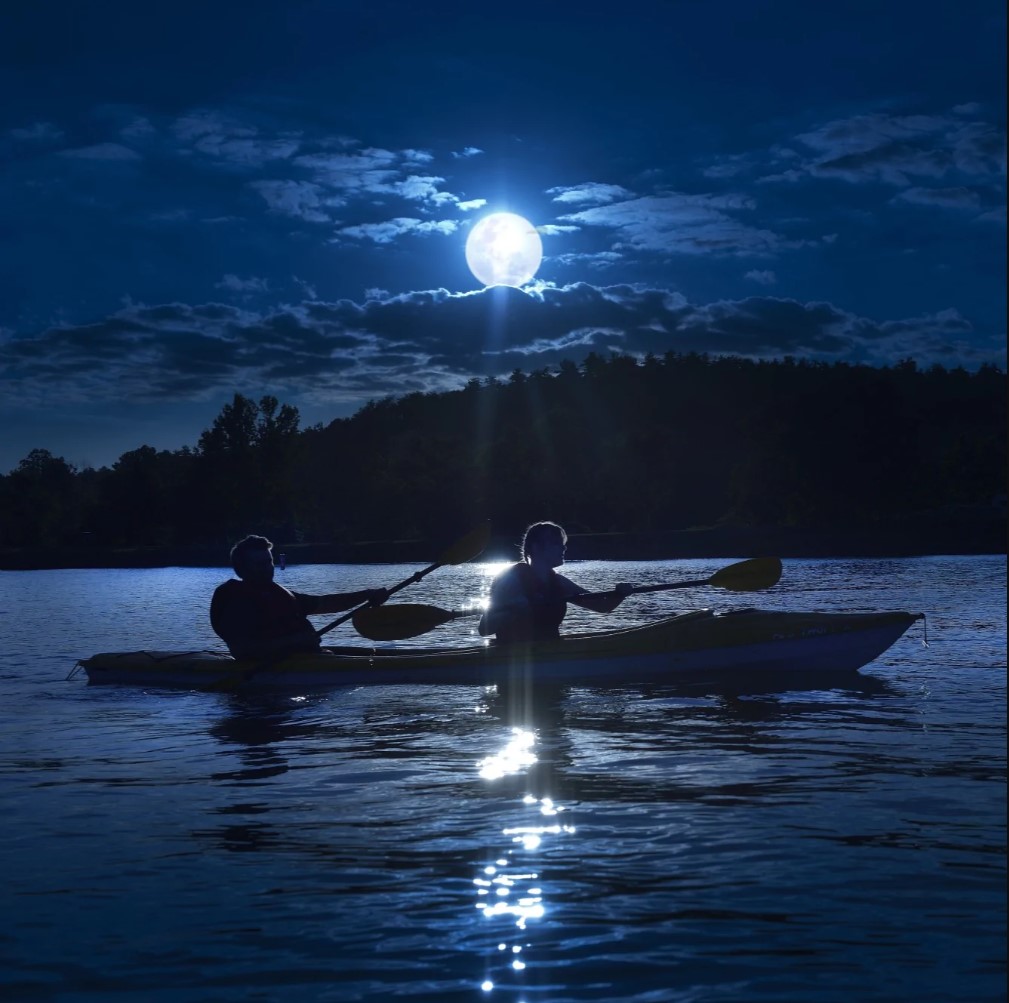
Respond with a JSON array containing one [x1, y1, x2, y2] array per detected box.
[[71, 608, 924, 691]]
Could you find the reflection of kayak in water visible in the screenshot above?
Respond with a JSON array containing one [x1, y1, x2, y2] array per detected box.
[[71, 608, 924, 691]]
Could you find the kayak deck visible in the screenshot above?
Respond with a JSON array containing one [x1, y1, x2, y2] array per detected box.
[[72, 608, 925, 691]]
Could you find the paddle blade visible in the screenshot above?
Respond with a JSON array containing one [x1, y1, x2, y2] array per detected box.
[[352, 603, 471, 641], [709, 557, 782, 592], [437, 522, 492, 566]]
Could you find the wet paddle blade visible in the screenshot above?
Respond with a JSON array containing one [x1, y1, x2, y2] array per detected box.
[[708, 556, 782, 591], [352, 603, 472, 641]]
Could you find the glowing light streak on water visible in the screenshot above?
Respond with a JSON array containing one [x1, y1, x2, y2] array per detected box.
[[472, 795, 579, 998], [477, 728, 538, 780]]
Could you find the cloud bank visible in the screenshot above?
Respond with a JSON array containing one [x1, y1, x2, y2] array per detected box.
[[3, 285, 1000, 423]]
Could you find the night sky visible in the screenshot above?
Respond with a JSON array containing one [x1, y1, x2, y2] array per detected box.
[[1, 0, 1005, 473]]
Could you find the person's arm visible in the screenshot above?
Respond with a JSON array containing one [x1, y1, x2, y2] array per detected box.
[[307, 587, 389, 616], [564, 576, 635, 600]]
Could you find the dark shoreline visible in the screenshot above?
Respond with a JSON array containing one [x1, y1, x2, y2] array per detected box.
[[2, 515, 1004, 570]]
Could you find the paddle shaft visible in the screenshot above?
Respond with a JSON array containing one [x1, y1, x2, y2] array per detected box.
[[316, 521, 490, 637], [570, 577, 711, 610], [316, 560, 447, 638], [617, 578, 709, 597]]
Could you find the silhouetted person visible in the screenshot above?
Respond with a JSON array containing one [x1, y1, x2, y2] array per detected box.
[[211, 535, 387, 659], [479, 521, 631, 643]]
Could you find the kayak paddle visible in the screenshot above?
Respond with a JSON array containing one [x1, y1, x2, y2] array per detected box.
[[351, 556, 783, 641], [316, 521, 491, 638], [569, 556, 782, 613]]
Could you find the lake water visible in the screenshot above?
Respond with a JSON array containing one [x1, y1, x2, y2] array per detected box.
[[1, 555, 1005, 1002]]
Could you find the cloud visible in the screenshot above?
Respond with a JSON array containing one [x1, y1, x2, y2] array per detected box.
[[291, 147, 403, 192], [172, 111, 301, 166], [120, 116, 157, 139], [548, 182, 635, 205], [249, 180, 336, 222], [550, 251, 623, 269], [976, 205, 1006, 225], [4, 286, 1000, 425], [892, 186, 982, 209], [745, 270, 777, 285], [452, 146, 484, 159], [58, 143, 142, 161], [288, 147, 472, 212], [702, 154, 757, 180], [457, 198, 487, 211], [559, 192, 791, 256], [336, 218, 459, 243], [765, 110, 1006, 187], [215, 274, 270, 293], [169, 116, 458, 214], [386, 174, 457, 205], [402, 149, 434, 164], [8, 122, 65, 143]]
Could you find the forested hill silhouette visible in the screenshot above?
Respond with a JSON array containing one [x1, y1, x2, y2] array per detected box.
[[2, 352, 1005, 568]]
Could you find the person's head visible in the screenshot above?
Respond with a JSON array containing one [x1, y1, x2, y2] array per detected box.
[[521, 521, 568, 568], [230, 535, 275, 582]]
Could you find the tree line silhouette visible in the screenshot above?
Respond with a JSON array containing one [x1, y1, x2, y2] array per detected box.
[[1, 352, 1005, 556]]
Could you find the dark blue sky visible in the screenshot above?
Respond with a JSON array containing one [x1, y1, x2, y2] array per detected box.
[[1, 0, 1005, 472]]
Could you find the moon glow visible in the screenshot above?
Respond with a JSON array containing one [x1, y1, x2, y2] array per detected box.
[[465, 212, 543, 287]]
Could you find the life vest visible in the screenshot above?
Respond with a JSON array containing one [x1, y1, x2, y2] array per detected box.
[[495, 562, 568, 643], [210, 578, 318, 656]]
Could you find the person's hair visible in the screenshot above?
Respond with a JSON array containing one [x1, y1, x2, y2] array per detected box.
[[230, 535, 273, 577], [520, 521, 567, 561]]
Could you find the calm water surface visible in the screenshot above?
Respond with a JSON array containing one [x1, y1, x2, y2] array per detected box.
[[1, 556, 1005, 1002]]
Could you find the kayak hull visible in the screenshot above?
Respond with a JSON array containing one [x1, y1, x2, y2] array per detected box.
[[73, 608, 924, 691]]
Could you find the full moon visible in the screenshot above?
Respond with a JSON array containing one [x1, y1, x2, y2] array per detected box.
[[465, 212, 543, 287]]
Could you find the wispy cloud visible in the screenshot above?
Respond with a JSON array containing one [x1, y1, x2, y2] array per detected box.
[[549, 250, 623, 269], [58, 143, 142, 161], [762, 109, 1006, 188], [215, 274, 270, 293], [8, 121, 65, 143], [559, 193, 790, 256], [172, 110, 301, 166], [249, 180, 337, 222], [336, 218, 460, 243], [547, 182, 635, 205], [891, 186, 982, 209]]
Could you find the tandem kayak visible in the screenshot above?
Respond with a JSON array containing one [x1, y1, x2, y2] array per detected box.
[[72, 608, 925, 691]]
